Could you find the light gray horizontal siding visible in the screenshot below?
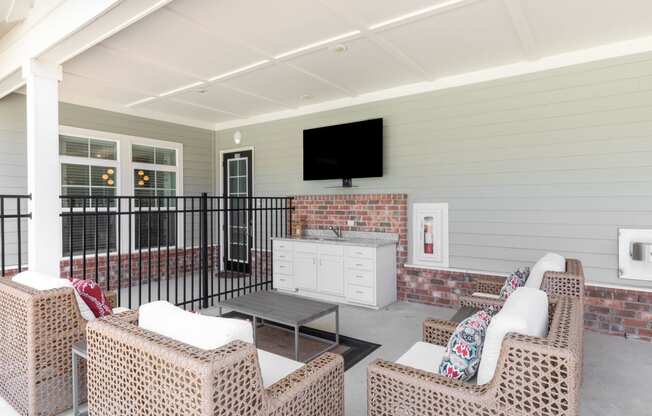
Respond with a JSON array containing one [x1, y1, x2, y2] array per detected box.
[[0, 94, 215, 268], [216, 52, 652, 289]]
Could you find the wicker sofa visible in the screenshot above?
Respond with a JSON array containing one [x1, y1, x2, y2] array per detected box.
[[0, 276, 117, 416], [367, 295, 583, 416], [85, 309, 344, 416], [464, 258, 585, 306]]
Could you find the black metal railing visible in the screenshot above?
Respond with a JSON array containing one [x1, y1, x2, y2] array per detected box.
[[0, 195, 31, 277], [60, 194, 293, 310]]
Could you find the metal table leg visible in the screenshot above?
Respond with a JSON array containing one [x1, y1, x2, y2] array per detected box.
[[294, 325, 300, 361], [335, 307, 340, 345], [72, 351, 79, 416], [252, 315, 257, 345]]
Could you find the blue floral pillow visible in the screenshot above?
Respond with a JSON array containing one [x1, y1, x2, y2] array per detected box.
[[499, 267, 530, 300], [438, 310, 492, 381]]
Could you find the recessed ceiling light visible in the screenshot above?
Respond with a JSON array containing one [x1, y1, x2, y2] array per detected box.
[[330, 44, 348, 53], [300, 94, 314, 101], [274, 31, 361, 60]]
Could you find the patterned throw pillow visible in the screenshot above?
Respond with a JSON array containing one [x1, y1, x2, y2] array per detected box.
[[438, 310, 492, 381], [499, 267, 530, 300], [70, 278, 112, 318]]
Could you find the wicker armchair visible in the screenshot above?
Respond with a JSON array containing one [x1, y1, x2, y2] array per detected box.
[[462, 258, 585, 307], [0, 277, 117, 416], [85, 310, 344, 416], [368, 295, 583, 416]]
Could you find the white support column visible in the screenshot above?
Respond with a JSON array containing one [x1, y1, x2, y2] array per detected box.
[[22, 59, 62, 277]]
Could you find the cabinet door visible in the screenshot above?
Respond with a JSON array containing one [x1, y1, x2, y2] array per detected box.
[[317, 255, 344, 295], [294, 254, 317, 290]]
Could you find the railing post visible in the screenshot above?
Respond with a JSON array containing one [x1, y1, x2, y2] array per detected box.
[[201, 192, 209, 309]]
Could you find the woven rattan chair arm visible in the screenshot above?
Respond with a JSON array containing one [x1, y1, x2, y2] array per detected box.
[[458, 295, 505, 312], [423, 319, 457, 345], [266, 352, 344, 405], [110, 308, 139, 324], [368, 359, 490, 413], [474, 278, 503, 295], [542, 271, 584, 298]]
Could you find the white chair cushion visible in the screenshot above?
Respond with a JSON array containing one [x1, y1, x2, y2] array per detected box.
[[396, 341, 447, 374], [524, 253, 565, 289], [139, 301, 254, 349], [12, 271, 69, 290], [257, 349, 304, 388], [138, 301, 304, 388], [12, 271, 96, 321], [476, 287, 549, 385], [471, 292, 501, 300]]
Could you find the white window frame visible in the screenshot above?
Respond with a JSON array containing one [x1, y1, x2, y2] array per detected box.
[[59, 126, 184, 258]]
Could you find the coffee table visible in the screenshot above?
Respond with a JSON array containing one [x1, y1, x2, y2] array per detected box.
[[218, 291, 339, 361]]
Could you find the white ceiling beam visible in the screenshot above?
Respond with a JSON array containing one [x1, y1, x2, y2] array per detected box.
[[5, 0, 33, 23], [312, 0, 431, 81], [284, 62, 357, 97], [57, 92, 217, 130], [165, 6, 362, 98], [169, 97, 244, 118], [501, 0, 539, 60], [0, 0, 175, 100], [367, 0, 483, 31], [214, 34, 652, 131]]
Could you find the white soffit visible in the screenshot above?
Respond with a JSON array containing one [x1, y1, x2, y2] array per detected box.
[[48, 0, 652, 131]]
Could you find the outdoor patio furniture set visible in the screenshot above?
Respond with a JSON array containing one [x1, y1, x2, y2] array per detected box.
[[0, 254, 583, 416]]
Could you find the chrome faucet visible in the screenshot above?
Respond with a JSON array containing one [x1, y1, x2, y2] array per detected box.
[[328, 225, 343, 239]]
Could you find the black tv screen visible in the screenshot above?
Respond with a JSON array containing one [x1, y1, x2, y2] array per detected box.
[[303, 118, 383, 181]]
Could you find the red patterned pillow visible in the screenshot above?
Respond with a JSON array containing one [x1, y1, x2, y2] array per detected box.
[[70, 278, 112, 318]]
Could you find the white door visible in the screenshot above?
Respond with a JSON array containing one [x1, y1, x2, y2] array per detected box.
[[294, 254, 317, 290], [317, 255, 344, 295]]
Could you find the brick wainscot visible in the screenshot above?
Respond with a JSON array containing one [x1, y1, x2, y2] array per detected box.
[[293, 193, 652, 342]]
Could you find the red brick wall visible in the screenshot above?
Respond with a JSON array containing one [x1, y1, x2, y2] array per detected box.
[[292, 193, 652, 342], [584, 285, 652, 342], [293, 193, 408, 270]]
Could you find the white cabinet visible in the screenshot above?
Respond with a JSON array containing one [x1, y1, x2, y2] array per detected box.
[[294, 253, 317, 290], [272, 238, 397, 309], [317, 255, 344, 295]]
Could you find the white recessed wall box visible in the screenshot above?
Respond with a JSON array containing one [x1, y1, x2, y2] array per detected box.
[[619, 229, 652, 281]]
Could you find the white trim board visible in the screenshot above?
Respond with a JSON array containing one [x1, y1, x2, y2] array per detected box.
[[214, 34, 652, 131]]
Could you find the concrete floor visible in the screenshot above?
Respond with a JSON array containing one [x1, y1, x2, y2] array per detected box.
[[1, 301, 650, 416]]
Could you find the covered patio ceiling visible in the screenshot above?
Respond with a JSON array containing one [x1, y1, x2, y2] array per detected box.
[[9, 0, 652, 130]]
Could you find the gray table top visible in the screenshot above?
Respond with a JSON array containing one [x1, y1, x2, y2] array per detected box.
[[218, 291, 338, 326]]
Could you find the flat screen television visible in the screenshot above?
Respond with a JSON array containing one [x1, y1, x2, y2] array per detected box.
[[303, 118, 383, 186]]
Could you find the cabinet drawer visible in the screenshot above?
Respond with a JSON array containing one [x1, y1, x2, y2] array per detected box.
[[294, 242, 318, 254], [346, 284, 375, 306], [345, 268, 374, 287], [345, 257, 374, 271], [319, 244, 344, 256], [274, 251, 293, 262], [275, 275, 294, 290], [273, 261, 293, 276], [344, 246, 375, 259], [273, 240, 293, 252]]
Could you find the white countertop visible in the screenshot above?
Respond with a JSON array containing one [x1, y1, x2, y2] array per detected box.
[[271, 235, 396, 248]]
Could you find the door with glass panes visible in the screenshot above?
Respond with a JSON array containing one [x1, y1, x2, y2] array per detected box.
[[222, 150, 253, 273]]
